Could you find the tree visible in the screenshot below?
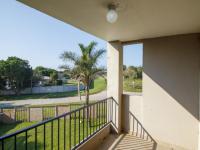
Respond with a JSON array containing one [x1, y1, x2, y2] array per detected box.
[[124, 67, 137, 79], [123, 66, 143, 79], [0, 57, 32, 95], [60, 41, 106, 105], [32, 71, 42, 86], [123, 65, 127, 71], [136, 66, 143, 79], [59, 65, 82, 101], [50, 71, 58, 85], [128, 66, 136, 71], [0, 76, 6, 91], [0, 60, 6, 91], [33, 66, 58, 86], [34, 66, 56, 77]]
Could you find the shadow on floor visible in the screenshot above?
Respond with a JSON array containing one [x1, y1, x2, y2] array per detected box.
[[98, 133, 156, 150]]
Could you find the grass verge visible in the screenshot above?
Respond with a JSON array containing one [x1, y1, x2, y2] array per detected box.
[[123, 79, 142, 93]]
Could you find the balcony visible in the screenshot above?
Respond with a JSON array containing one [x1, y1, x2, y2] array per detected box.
[[0, 96, 158, 150], [4, 1, 200, 149], [0, 98, 113, 150]]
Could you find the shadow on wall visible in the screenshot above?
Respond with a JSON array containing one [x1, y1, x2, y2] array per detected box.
[[127, 112, 157, 150], [122, 95, 157, 149], [143, 34, 200, 120]]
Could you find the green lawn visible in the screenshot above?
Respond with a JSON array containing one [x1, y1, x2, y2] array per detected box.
[[123, 79, 142, 92], [88, 77, 106, 94], [0, 77, 106, 101], [65, 79, 78, 86], [0, 91, 78, 101], [0, 122, 37, 137], [0, 114, 107, 150]]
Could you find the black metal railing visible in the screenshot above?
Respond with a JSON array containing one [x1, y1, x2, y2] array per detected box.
[[129, 112, 157, 149], [0, 97, 117, 150]]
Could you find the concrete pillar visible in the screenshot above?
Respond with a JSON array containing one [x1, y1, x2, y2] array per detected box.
[[107, 41, 123, 133]]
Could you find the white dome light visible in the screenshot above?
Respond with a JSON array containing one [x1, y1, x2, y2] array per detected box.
[[106, 9, 118, 23]]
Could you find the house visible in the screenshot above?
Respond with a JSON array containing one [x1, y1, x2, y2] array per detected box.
[[1, 0, 199, 150], [40, 76, 51, 86]]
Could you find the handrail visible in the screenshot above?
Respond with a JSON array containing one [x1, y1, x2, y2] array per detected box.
[[0, 97, 112, 140], [0, 97, 114, 150]]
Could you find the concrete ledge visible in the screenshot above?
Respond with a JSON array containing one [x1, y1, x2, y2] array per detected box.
[[77, 124, 111, 150], [123, 92, 142, 96]]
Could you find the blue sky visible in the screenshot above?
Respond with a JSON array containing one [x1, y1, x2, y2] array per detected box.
[[0, 0, 142, 70]]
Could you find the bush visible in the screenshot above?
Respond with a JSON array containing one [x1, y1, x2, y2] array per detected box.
[[56, 80, 63, 85]]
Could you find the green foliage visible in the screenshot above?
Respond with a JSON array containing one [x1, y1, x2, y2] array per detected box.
[[136, 66, 143, 79], [0, 57, 32, 95], [50, 71, 58, 85], [123, 66, 143, 79], [0, 60, 6, 90], [60, 41, 106, 104], [56, 79, 63, 85], [87, 77, 106, 94], [123, 65, 143, 93], [34, 66, 57, 77], [0, 76, 6, 90], [63, 71, 70, 79], [124, 67, 137, 79], [33, 66, 58, 86], [123, 65, 127, 71], [0, 60, 8, 90]]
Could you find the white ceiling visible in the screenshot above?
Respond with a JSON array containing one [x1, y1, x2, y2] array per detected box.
[[18, 0, 200, 42]]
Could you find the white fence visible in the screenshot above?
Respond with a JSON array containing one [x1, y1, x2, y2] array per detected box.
[[0, 85, 84, 95]]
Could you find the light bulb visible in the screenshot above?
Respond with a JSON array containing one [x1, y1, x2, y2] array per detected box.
[[106, 9, 118, 23]]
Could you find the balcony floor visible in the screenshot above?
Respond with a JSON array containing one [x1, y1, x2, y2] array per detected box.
[[97, 133, 156, 150]]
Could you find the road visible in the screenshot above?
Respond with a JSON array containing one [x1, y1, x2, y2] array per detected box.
[[0, 91, 107, 107]]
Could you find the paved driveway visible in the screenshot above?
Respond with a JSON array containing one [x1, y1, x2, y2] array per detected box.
[[0, 91, 107, 107]]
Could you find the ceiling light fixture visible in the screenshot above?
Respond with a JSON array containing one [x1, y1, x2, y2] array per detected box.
[[106, 4, 118, 23]]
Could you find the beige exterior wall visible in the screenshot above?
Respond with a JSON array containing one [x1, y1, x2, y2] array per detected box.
[[142, 34, 200, 149], [107, 41, 123, 133], [107, 34, 200, 149]]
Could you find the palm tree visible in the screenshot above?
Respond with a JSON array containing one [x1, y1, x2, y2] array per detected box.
[[60, 41, 106, 105]]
